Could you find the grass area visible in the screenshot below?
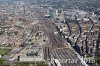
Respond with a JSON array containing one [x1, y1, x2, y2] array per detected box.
[[0, 31, 4, 35], [16, 63, 29, 66], [95, 58, 100, 64], [1, 65, 10, 66], [16, 62, 46, 66], [7, 31, 18, 36], [0, 49, 11, 55], [0, 59, 4, 64], [86, 54, 93, 57], [0, 59, 10, 66], [0, 25, 11, 29]]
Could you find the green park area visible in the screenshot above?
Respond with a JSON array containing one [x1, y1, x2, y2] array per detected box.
[[0, 49, 11, 55], [0, 58, 10, 66], [0, 58, 4, 64], [0, 48, 11, 66], [0, 25, 11, 29], [16, 62, 47, 66], [95, 58, 100, 64]]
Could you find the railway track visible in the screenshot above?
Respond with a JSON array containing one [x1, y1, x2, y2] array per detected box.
[[33, 8, 85, 66], [51, 48, 83, 66]]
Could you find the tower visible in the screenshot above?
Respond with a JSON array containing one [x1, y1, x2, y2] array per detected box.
[[23, 5, 25, 18], [49, 7, 54, 18], [55, 9, 59, 16]]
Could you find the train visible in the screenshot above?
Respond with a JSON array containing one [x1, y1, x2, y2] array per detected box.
[[51, 59, 61, 66]]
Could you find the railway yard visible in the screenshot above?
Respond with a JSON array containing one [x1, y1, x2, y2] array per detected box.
[[0, 1, 100, 66]]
